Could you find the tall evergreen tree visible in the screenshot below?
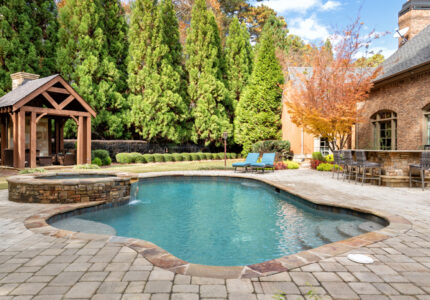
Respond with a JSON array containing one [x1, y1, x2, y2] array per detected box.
[[185, 0, 232, 146], [57, 0, 128, 139], [0, 0, 58, 96], [225, 17, 253, 113], [234, 19, 284, 153], [128, 0, 190, 143]]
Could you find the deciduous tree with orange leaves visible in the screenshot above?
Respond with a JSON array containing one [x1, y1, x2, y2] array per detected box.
[[285, 20, 383, 151]]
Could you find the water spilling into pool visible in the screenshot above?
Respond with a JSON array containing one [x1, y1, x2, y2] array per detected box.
[[51, 176, 385, 266]]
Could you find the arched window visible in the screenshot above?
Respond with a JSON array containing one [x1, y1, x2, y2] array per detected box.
[[424, 104, 430, 146], [371, 111, 397, 150]]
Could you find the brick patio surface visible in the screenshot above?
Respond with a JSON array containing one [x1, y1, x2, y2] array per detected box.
[[1, 169, 430, 299]]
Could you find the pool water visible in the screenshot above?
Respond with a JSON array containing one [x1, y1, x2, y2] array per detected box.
[[52, 177, 384, 266]]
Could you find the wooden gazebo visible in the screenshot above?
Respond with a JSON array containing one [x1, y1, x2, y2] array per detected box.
[[0, 72, 96, 168]]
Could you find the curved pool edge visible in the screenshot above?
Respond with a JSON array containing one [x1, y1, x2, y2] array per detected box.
[[23, 173, 412, 279]]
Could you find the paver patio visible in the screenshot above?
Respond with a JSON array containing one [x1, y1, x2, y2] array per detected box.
[[1, 169, 430, 299]]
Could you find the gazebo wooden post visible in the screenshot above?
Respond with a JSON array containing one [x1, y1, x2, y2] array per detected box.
[[12, 112, 18, 168], [55, 118, 60, 154], [85, 116, 91, 164], [29, 112, 37, 168], [59, 119, 64, 153], [17, 110, 25, 168], [0, 116, 7, 166], [77, 116, 84, 165]]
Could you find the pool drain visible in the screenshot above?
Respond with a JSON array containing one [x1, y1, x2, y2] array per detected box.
[[347, 254, 374, 264]]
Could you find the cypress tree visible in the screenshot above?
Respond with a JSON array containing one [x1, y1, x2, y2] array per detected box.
[[234, 18, 284, 153], [128, 0, 190, 143], [0, 0, 58, 96], [225, 17, 253, 113], [185, 0, 232, 146], [57, 0, 128, 139]]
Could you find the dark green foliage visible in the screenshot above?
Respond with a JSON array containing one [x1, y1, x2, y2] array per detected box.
[[312, 152, 325, 162], [251, 140, 291, 160], [181, 153, 192, 161], [205, 153, 213, 160], [196, 152, 206, 160], [231, 153, 238, 159], [217, 152, 225, 159], [164, 154, 174, 162], [92, 150, 112, 166], [128, 0, 190, 143], [190, 153, 200, 161], [144, 154, 155, 163], [185, 0, 232, 146], [0, 0, 58, 96], [153, 154, 165, 162], [57, 0, 129, 139], [92, 157, 103, 167], [173, 154, 184, 161], [234, 17, 284, 153], [225, 17, 253, 113]]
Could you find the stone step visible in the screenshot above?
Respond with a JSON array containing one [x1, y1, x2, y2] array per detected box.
[[358, 221, 384, 233], [316, 222, 350, 244], [336, 223, 363, 237]]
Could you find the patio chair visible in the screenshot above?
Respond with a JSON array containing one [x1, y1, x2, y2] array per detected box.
[[232, 153, 259, 172], [342, 150, 358, 183], [409, 151, 430, 190], [355, 150, 382, 186], [332, 150, 345, 179], [250, 153, 276, 173]]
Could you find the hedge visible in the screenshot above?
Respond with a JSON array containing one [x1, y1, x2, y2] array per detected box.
[[92, 149, 112, 166], [115, 152, 239, 164]]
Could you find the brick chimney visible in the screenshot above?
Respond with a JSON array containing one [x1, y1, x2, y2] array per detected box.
[[10, 72, 40, 90], [398, 0, 430, 46]]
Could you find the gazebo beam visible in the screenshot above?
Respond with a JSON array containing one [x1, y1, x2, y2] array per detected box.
[[20, 106, 91, 117], [47, 87, 69, 94], [29, 112, 37, 168]]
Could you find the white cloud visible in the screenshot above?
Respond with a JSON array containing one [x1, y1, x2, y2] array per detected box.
[[258, 0, 341, 13], [289, 15, 330, 41]]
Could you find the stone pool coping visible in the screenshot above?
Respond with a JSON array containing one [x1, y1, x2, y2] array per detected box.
[[23, 173, 412, 279]]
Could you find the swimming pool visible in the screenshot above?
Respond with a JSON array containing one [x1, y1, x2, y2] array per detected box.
[[51, 176, 385, 266]]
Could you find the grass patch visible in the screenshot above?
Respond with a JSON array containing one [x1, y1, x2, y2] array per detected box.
[[103, 160, 238, 173]]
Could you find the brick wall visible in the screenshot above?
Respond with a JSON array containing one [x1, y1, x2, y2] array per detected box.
[[357, 70, 430, 150]]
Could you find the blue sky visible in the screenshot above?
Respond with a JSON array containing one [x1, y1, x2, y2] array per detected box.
[[254, 0, 405, 59]]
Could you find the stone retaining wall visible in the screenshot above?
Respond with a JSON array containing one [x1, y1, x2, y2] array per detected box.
[[7, 173, 134, 204]]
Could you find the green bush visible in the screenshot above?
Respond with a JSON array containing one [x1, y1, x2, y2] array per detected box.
[[74, 164, 100, 170], [181, 153, 192, 161], [19, 168, 46, 174], [199, 152, 209, 160], [135, 154, 147, 163], [285, 161, 300, 169], [231, 153, 238, 159], [173, 154, 184, 161], [116, 153, 128, 164], [153, 154, 165, 162], [143, 154, 155, 163], [312, 152, 325, 162], [164, 154, 174, 162], [217, 152, 225, 159], [325, 154, 334, 163], [317, 163, 342, 172], [92, 149, 111, 166], [226, 153, 232, 159], [204, 153, 213, 160], [92, 157, 103, 167], [251, 140, 291, 160], [190, 153, 200, 161]]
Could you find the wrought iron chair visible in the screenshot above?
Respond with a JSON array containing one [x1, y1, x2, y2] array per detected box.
[[332, 150, 345, 179], [409, 151, 430, 190], [342, 150, 358, 182], [355, 150, 382, 186]]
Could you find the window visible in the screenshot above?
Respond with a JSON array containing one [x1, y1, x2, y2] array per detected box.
[[320, 138, 331, 156], [371, 111, 397, 150], [424, 105, 430, 146]]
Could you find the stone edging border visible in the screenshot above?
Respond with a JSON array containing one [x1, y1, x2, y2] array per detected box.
[[23, 173, 412, 279]]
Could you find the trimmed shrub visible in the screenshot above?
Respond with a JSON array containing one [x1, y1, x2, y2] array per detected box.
[[317, 163, 342, 172], [153, 154, 165, 162], [92, 149, 111, 166], [92, 157, 103, 166], [231, 153, 238, 159], [181, 153, 192, 161], [205, 153, 213, 160], [135, 155, 147, 163], [144, 154, 155, 163], [164, 154, 174, 162], [173, 154, 184, 161], [116, 153, 129, 164], [251, 140, 291, 160], [285, 161, 300, 169], [128, 153, 142, 163], [312, 152, 325, 162], [217, 152, 225, 159], [226, 153, 232, 159], [190, 153, 200, 161]]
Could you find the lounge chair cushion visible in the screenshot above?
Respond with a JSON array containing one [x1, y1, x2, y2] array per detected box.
[[250, 153, 276, 168], [251, 163, 274, 168], [232, 153, 259, 168], [232, 162, 250, 167]]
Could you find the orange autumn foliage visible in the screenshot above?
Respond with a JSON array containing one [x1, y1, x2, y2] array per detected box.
[[285, 20, 383, 151]]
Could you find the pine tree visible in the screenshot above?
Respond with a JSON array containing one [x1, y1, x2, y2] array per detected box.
[[57, 0, 128, 139], [185, 0, 232, 146], [0, 0, 58, 96], [225, 17, 253, 113], [234, 19, 284, 153], [128, 0, 190, 143]]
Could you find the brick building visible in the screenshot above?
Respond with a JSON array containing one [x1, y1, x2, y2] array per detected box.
[[282, 0, 430, 157]]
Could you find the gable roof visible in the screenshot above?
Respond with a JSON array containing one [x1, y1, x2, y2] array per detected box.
[[0, 74, 59, 108], [376, 24, 430, 82]]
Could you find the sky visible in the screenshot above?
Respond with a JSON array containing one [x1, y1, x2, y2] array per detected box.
[[253, 0, 406, 59]]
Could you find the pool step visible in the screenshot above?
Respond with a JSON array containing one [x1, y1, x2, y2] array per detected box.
[[336, 223, 363, 238], [358, 221, 384, 233], [297, 233, 325, 250], [316, 222, 350, 244]]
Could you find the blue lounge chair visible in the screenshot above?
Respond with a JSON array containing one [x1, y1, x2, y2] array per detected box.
[[232, 153, 260, 172], [250, 153, 276, 173]]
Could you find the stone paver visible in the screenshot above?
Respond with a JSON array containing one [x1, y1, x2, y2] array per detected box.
[[1, 170, 430, 299]]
